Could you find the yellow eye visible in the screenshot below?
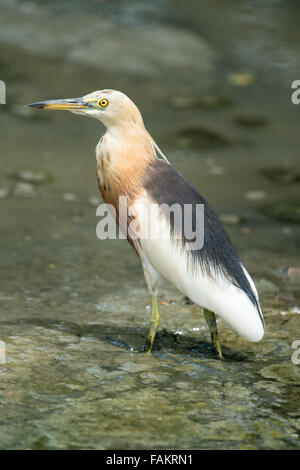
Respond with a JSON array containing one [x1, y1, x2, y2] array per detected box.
[[99, 98, 108, 108]]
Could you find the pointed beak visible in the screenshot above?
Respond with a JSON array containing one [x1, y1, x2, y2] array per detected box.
[[26, 97, 91, 111]]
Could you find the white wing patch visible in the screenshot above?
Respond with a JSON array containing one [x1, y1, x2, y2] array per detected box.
[[134, 196, 264, 342]]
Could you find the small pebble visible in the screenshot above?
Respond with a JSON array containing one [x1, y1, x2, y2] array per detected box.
[[62, 192, 78, 202], [245, 190, 266, 201], [13, 182, 36, 198], [241, 227, 251, 234], [174, 329, 183, 335], [228, 72, 256, 87], [290, 306, 300, 314], [286, 267, 300, 277], [88, 196, 101, 207], [220, 214, 243, 226], [208, 166, 225, 176], [0, 188, 9, 198]]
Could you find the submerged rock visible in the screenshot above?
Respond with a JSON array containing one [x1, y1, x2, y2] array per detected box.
[[261, 202, 300, 224], [235, 115, 269, 127], [204, 157, 226, 176], [176, 127, 231, 149], [260, 167, 300, 185]]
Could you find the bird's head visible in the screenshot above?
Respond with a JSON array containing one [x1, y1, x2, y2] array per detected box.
[[27, 89, 144, 129]]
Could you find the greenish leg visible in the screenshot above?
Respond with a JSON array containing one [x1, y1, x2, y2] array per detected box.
[[146, 296, 160, 353], [203, 308, 223, 359]]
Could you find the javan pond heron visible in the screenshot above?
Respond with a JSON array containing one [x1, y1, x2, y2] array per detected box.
[[28, 90, 265, 358]]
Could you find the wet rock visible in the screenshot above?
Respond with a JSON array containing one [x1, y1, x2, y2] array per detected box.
[[176, 127, 231, 149], [274, 266, 300, 279], [8, 169, 52, 185], [0, 301, 299, 450], [260, 167, 300, 185], [85, 366, 110, 379], [208, 166, 225, 176], [260, 363, 300, 384], [261, 202, 300, 224], [255, 379, 285, 395], [183, 296, 194, 305], [119, 361, 154, 373], [139, 372, 170, 384], [171, 95, 233, 110]]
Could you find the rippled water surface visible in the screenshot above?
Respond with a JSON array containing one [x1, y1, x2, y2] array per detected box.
[[0, 0, 299, 449]]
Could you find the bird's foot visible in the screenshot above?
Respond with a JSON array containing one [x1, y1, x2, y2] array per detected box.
[[204, 308, 224, 360], [144, 295, 160, 353], [212, 337, 224, 360]]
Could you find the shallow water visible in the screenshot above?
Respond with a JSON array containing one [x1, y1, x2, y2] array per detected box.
[[0, 0, 299, 449]]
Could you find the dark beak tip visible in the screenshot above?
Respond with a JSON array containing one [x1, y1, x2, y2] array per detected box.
[[26, 102, 45, 109]]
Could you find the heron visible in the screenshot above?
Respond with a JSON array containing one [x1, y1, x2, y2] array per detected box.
[[27, 90, 265, 358]]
